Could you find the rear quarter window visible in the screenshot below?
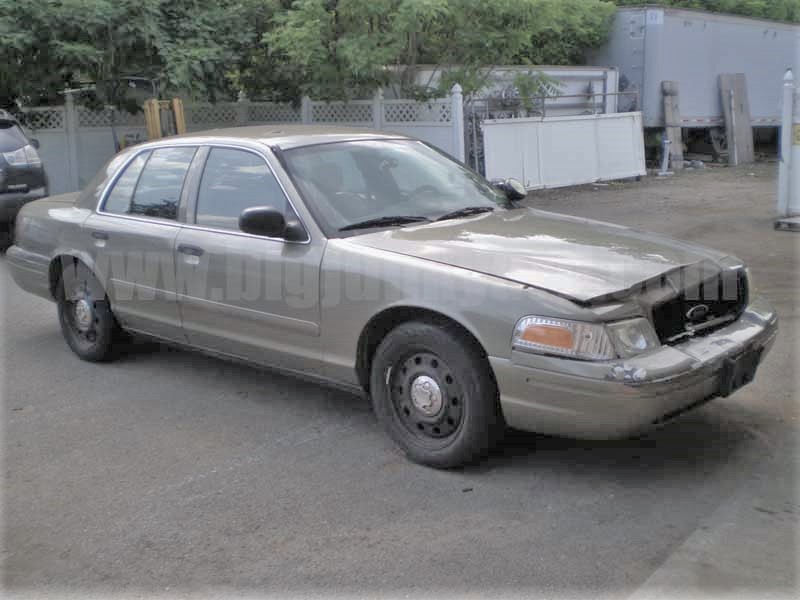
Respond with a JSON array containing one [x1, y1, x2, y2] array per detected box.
[[103, 152, 151, 214]]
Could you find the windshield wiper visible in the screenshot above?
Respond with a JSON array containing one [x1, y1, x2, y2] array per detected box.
[[339, 215, 431, 232], [435, 206, 495, 222]]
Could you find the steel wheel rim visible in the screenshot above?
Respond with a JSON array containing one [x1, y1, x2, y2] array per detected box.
[[389, 352, 464, 440], [64, 284, 99, 344]]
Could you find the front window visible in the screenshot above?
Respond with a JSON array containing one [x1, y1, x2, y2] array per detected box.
[[281, 140, 505, 236], [195, 147, 290, 231]]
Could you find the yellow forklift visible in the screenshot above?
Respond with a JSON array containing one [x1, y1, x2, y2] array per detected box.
[[142, 98, 186, 141]]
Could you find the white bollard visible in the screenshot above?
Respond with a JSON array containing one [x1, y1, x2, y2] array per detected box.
[[788, 81, 800, 217], [777, 70, 793, 217]]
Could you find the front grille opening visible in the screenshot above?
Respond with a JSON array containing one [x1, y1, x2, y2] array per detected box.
[[651, 268, 747, 344]]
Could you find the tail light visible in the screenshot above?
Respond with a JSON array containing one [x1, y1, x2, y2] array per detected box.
[[3, 144, 41, 167]]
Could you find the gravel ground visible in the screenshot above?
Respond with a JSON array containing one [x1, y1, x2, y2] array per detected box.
[[2, 161, 797, 598]]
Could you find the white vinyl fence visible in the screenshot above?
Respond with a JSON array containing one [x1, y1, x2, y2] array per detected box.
[[482, 112, 646, 189], [22, 86, 465, 196]]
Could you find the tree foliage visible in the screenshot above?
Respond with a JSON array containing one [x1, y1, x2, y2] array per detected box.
[[0, 0, 271, 109], [614, 0, 800, 23], [263, 0, 617, 99], [3, 0, 796, 110]]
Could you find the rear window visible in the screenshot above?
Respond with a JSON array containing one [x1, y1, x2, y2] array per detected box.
[[131, 147, 196, 220], [0, 122, 28, 153], [102, 147, 196, 221]]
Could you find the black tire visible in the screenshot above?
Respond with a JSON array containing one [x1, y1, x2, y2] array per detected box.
[[56, 260, 122, 362], [0, 218, 13, 251], [369, 321, 504, 468]]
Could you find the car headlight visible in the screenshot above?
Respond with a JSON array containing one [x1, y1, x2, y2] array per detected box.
[[513, 316, 660, 361], [605, 318, 660, 358], [512, 316, 615, 360]]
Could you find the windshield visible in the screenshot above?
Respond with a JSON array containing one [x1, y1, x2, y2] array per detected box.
[[281, 139, 506, 236]]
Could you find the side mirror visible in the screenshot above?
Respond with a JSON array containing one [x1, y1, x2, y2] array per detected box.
[[29, 138, 40, 150], [491, 177, 527, 201], [238, 206, 306, 241]]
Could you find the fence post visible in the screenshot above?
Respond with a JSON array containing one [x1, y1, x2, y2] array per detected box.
[[777, 70, 794, 218], [301, 96, 312, 124], [450, 84, 465, 163], [235, 97, 249, 126], [373, 89, 383, 130], [63, 92, 80, 192]]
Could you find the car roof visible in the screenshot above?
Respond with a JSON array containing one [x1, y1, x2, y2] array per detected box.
[[166, 125, 410, 150]]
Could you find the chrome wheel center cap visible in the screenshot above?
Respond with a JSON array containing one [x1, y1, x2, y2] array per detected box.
[[74, 299, 93, 332], [410, 375, 443, 416]]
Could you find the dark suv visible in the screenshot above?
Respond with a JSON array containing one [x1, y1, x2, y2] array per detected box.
[[0, 110, 48, 247]]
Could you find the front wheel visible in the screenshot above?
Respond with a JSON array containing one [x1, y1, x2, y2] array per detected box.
[[56, 260, 122, 362], [369, 321, 504, 468]]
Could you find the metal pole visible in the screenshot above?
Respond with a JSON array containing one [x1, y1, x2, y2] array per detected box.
[[777, 69, 794, 218]]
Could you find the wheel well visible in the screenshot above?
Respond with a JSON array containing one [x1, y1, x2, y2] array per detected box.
[[48, 255, 80, 299], [355, 306, 492, 392]]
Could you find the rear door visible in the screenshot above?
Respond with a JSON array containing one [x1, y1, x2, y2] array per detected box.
[[174, 145, 325, 373], [83, 145, 198, 341]]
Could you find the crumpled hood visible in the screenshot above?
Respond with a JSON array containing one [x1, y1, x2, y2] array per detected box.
[[346, 208, 728, 303]]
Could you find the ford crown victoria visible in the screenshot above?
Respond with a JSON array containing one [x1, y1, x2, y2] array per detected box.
[[6, 126, 778, 467]]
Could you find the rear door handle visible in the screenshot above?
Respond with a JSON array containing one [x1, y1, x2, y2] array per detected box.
[[91, 231, 109, 240], [177, 244, 205, 257]]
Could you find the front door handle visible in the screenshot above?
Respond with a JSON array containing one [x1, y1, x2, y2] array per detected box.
[[91, 231, 109, 240], [177, 244, 205, 257]]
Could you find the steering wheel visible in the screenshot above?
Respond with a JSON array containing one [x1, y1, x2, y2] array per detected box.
[[408, 184, 441, 200], [333, 191, 374, 217]]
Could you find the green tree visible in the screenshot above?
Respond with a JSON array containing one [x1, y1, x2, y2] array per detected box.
[[156, 0, 276, 101], [0, 0, 272, 111], [0, 0, 162, 110], [1, 0, 623, 109], [262, 0, 617, 100]]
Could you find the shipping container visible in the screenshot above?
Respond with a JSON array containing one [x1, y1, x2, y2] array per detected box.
[[588, 5, 799, 129]]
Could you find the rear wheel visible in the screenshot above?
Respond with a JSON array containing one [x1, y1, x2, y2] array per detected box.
[[369, 321, 504, 468], [56, 260, 122, 362]]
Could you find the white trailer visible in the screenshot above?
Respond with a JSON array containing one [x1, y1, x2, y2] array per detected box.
[[588, 6, 800, 129]]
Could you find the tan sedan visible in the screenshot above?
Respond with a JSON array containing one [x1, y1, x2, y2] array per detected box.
[[7, 126, 778, 467]]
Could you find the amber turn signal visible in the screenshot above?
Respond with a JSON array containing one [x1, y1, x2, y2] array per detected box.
[[518, 324, 574, 350]]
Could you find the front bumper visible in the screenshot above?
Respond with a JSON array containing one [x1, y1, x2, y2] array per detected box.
[[490, 296, 778, 439]]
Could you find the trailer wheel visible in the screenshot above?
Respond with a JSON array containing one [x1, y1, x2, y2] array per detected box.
[[710, 128, 728, 162]]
